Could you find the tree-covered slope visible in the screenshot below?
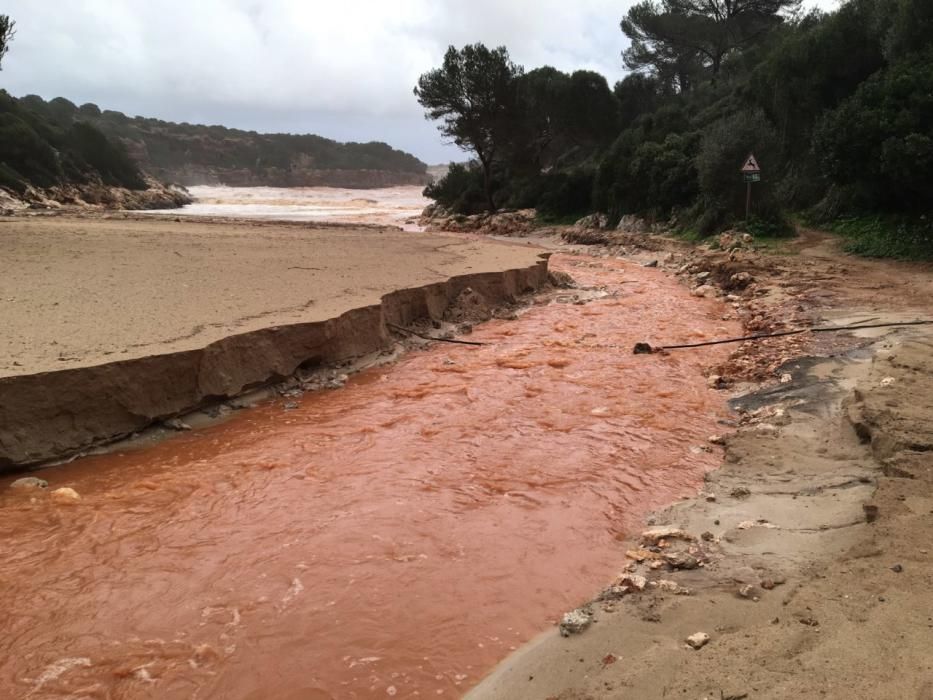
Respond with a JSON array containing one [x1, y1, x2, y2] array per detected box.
[[17, 96, 430, 189], [419, 0, 933, 256]]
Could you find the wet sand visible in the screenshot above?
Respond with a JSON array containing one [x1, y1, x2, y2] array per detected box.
[[0, 216, 541, 377]]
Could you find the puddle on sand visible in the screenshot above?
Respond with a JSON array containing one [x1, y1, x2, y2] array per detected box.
[[0, 254, 739, 699]]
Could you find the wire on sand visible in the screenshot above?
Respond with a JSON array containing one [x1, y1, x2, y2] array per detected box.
[[633, 319, 933, 354]]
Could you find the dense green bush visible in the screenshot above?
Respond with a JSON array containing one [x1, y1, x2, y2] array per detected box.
[[0, 90, 149, 191], [813, 50, 933, 212], [423, 163, 488, 215]]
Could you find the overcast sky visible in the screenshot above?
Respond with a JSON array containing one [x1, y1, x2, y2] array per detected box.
[[2, 0, 838, 163]]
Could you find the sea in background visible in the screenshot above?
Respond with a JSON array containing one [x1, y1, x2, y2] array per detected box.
[[159, 185, 431, 229]]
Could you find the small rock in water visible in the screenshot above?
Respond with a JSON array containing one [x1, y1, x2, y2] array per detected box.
[[51, 487, 81, 504], [685, 632, 710, 650], [10, 477, 48, 490], [559, 608, 593, 637]]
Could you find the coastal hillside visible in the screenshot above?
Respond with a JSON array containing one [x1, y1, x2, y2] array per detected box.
[[18, 95, 431, 190], [0, 90, 188, 209]]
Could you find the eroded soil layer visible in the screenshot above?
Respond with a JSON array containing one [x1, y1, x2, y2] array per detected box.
[[0, 217, 548, 468]]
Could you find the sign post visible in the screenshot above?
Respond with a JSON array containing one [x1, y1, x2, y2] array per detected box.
[[740, 154, 761, 220]]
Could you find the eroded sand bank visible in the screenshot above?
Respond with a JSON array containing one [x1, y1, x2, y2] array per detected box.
[[0, 216, 548, 468]]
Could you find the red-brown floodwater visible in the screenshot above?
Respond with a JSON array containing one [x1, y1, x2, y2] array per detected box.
[[0, 254, 739, 699]]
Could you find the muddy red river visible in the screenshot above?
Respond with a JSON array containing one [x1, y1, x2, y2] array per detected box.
[[0, 254, 739, 699]]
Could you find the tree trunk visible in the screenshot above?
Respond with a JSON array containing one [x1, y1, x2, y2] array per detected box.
[[479, 157, 496, 212]]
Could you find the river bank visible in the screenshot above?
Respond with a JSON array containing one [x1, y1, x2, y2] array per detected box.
[[0, 215, 548, 468], [0, 238, 739, 698], [469, 228, 933, 699]]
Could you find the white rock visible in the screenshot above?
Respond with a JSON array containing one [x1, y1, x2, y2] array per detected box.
[[780, 373, 793, 384], [559, 608, 593, 637], [880, 376, 895, 387], [641, 527, 695, 545], [686, 632, 710, 650], [618, 573, 647, 591], [50, 487, 81, 504]]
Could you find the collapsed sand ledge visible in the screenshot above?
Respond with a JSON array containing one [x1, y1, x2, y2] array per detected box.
[[0, 255, 549, 471]]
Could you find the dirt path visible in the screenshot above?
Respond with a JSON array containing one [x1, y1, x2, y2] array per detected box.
[[469, 229, 933, 699]]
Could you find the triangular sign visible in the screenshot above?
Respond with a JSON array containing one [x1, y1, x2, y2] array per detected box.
[[741, 154, 761, 173]]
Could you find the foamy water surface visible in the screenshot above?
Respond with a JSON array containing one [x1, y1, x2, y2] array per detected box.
[[156, 185, 430, 229]]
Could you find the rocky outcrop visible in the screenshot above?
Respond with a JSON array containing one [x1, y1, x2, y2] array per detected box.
[[418, 205, 537, 236], [2, 178, 192, 213], [0, 255, 550, 470]]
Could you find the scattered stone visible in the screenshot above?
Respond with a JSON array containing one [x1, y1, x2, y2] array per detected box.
[[641, 527, 695, 545], [643, 260, 659, 268], [738, 584, 756, 599], [664, 552, 699, 570], [617, 573, 647, 591], [283, 401, 300, 410], [891, 564, 903, 573], [780, 373, 793, 384], [693, 284, 716, 298], [633, 342, 654, 354], [863, 504, 879, 523], [50, 487, 81, 504], [707, 375, 730, 390], [760, 579, 776, 590], [736, 520, 777, 530], [685, 632, 710, 650], [880, 376, 896, 387], [708, 434, 726, 446], [728, 271, 754, 290], [548, 270, 576, 288], [625, 548, 662, 563], [701, 531, 715, 542], [560, 608, 593, 637], [730, 486, 752, 499], [165, 418, 192, 431], [10, 477, 49, 490], [601, 653, 617, 666]]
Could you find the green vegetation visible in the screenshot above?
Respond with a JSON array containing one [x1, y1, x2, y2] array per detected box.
[[0, 14, 13, 70], [15, 96, 428, 186], [0, 14, 148, 193], [825, 216, 933, 261], [418, 0, 933, 258], [0, 91, 147, 192]]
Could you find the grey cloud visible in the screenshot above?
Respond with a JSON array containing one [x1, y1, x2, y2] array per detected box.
[[2, 0, 839, 163]]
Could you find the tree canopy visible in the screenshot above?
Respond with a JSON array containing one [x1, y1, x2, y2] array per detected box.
[[0, 15, 15, 70], [415, 44, 523, 210], [420, 0, 933, 256], [621, 0, 801, 91]]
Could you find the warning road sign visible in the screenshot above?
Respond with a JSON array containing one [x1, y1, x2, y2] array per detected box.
[[740, 154, 761, 173]]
